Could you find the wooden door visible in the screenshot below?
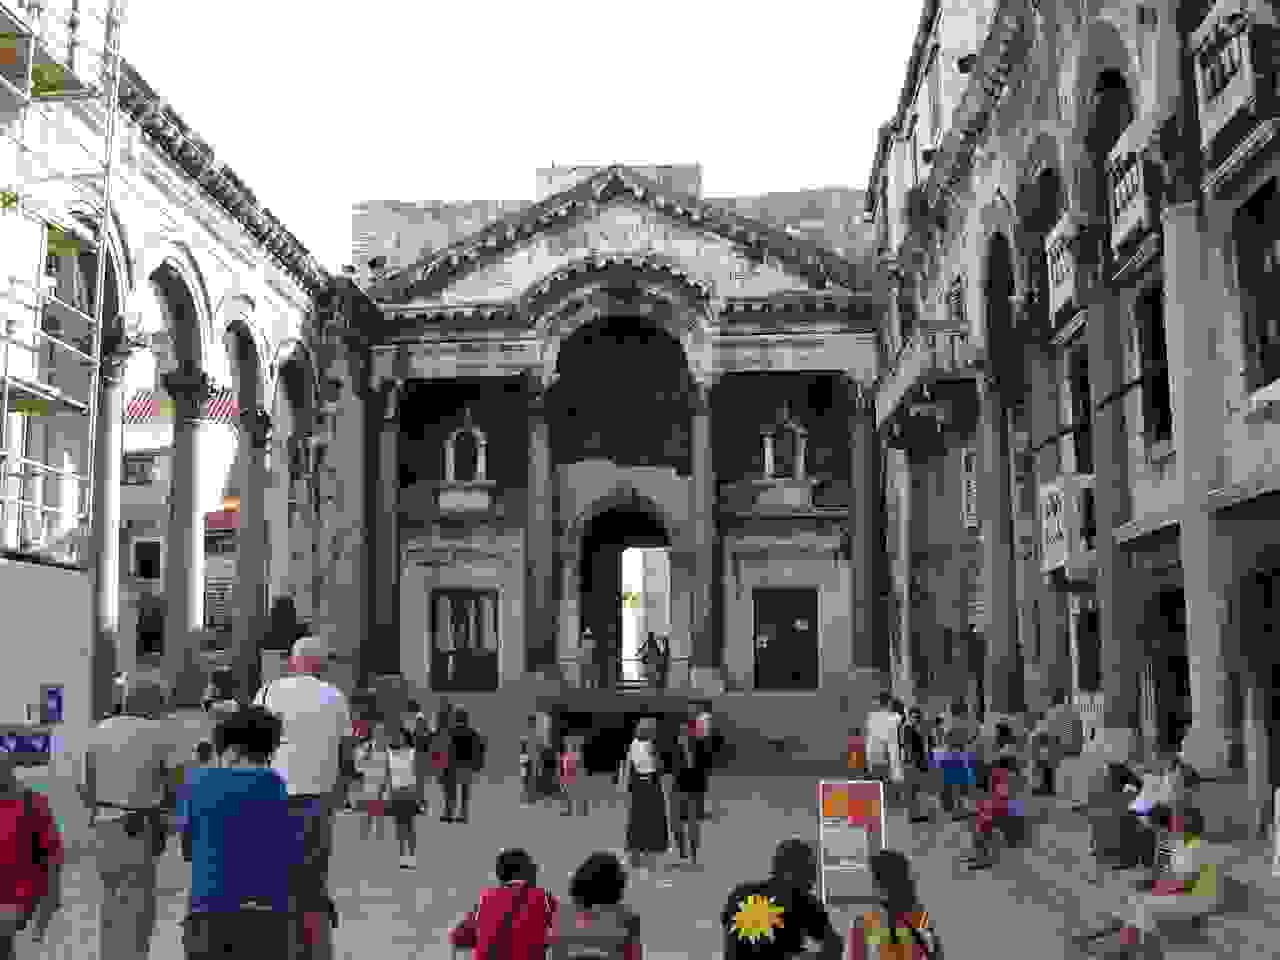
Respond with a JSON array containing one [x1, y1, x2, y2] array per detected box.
[[753, 588, 819, 691]]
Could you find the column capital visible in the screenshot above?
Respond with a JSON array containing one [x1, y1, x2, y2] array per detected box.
[[841, 375, 876, 416], [688, 379, 713, 416], [160, 369, 214, 422], [240, 407, 273, 450], [527, 377, 549, 417], [98, 330, 136, 383], [378, 379, 402, 423]]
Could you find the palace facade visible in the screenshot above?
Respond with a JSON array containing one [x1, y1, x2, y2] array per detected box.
[[315, 164, 887, 754]]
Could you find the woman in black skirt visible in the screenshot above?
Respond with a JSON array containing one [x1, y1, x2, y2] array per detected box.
[[623, 717, 668, 871]]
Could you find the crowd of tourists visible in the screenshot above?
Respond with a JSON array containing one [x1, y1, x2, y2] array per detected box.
[[0, 634, 1226, 960]]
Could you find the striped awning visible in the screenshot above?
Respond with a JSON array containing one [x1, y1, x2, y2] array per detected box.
[[123, 388, 239, 424]]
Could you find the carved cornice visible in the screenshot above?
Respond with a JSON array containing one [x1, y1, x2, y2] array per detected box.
[[116, 61, 328, 295], [375, 165, 864, 303]]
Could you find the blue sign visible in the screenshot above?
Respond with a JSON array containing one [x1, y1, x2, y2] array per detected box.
[[43, 686, 63, 724]]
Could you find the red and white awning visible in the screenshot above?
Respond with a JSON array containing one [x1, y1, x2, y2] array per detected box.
[[124, 388, 239, 425]]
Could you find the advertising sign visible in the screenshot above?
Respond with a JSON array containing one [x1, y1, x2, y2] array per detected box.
[[817, 780, 885, 906]]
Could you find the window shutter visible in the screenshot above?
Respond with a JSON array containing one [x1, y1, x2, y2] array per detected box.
[[948, 277, 966, 328], [961, 448, 979, 529]]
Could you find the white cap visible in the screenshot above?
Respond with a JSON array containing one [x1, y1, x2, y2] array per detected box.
[[291, 635, 331, 659]]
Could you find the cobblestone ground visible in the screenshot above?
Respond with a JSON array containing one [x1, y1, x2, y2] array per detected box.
[[17, 774, 1280, 958]]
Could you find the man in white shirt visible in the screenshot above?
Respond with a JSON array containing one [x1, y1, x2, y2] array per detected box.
[[865, 692, 901, 783], [253, 636, 352, 960]]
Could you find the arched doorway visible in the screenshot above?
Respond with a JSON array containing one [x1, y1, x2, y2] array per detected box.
[[579, 501, 671, 689]]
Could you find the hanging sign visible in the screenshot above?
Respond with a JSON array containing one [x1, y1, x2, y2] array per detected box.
[[817, 780, 885, 906]]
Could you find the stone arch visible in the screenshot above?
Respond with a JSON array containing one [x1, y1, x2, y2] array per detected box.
[[63, 204, 133, 339], [526, 254, 711, 387], [982, 231, 1021, 395], [220, 294, 268, 413], [147, 257, 208, 374], [567, 488, 679, 559], [270, 338, 318, 429]]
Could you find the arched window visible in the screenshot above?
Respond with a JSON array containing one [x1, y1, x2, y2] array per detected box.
[[761, 404, 808, 481], [444, 409, 488, 484]]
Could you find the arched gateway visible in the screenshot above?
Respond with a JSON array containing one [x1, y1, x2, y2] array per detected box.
[[371, 165, 884, 759]]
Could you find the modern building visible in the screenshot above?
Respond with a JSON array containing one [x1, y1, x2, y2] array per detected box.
[[866, 0, 1279, 832], [314, 163, 886, 755], [0, 0, 328, 727]]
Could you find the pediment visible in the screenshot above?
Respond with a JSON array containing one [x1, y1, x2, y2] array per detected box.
[[374, 165, 864, 306]]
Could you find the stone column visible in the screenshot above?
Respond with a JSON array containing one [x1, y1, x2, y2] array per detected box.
[[373, 381, 402, 680], [161, 369, 213, 706], [892, 448, 915, 703], [1162, 200, 1233, 774], [978, 373, 1023, 721], [90, 338, 131, 722], [525, 379, 554, 675], [1089, 289, 1140, 762], [847, 378, 888, 687], [689, 379, 718, 692], [232, 407, 271, 701]]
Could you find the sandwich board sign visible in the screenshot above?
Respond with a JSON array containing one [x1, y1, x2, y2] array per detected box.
[[817, 780, 885, 907]]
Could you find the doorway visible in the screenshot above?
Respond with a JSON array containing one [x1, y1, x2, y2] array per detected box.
[[580, 503, 670, 689], [753, 588, 819, 690]]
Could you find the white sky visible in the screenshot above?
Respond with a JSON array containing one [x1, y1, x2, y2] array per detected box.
[[120, 0, 923, 274]]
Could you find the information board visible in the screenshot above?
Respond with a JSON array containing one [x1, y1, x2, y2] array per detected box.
[[817, 780, 885, 907]]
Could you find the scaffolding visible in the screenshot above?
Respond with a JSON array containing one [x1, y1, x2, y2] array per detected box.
[[0, 0, 126, 565]]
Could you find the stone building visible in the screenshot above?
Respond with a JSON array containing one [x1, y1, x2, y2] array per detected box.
[[315, 164, 887, 754], [0, 0, 327, 724], [867, 0, 1280, 831]]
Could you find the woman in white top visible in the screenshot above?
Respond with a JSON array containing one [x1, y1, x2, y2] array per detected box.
[[357, 723, 389, 843], [387, 726, 419, 869], [622, 717, 669, 871]]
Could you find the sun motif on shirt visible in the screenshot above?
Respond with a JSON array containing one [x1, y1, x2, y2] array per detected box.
[[732, 894, 785, 943]]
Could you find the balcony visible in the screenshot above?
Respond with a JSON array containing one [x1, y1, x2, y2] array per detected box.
[[1039, 473, 1097, 585], [1193, 0, 1280, 193], [1045, 212, 1103, 330], [1108, 124, 1162, 262], [436, 479, 495, 515], [875, 328, 978, 430]]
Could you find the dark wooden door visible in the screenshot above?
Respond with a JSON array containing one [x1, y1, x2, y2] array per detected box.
[[753, 588, 819, 691]]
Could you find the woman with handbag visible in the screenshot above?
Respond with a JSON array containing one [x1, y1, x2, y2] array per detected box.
[[622, 718, 669, 873]]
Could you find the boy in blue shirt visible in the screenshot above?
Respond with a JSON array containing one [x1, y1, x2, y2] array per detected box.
[[178, 704, 301, 958]]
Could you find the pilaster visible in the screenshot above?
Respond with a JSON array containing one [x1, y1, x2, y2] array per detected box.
[[525, 376, 555, 675], [373, 381, 402, 682], [1088, 287, 1140, 760], [846, 376, 888, 688], [978, 373, 1022, 716], [689, 379, 717, 691], [1163, 200, 1233, 774]]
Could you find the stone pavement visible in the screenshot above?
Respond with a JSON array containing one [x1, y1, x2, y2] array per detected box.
[[11, 775, 1280, 958]]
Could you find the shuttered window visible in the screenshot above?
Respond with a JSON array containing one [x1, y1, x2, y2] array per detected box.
[[961, 448, 979, 529]]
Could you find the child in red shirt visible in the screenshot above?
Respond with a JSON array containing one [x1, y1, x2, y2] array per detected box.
[[560, 736, 588, 817], [0, 750, 63, 956]]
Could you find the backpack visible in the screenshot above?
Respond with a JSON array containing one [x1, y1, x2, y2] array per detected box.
[[858, 910, 943, 960], [8, 790, 51, 872]]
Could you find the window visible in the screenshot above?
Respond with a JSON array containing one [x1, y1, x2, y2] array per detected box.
[[1067, 342, 1094, 473], [960, 448, 979, 529], [948, 276, 966, 328], [431, 589, 499, 691], [1076, 608, 1101, 693], [122, 453, 156, 486], [133, 539, 161, 580], [443, 410, 488, 484], [928, 49, 942, 141], [1234, 178, 1280, 390], [1136, 286, 1173, 447]]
